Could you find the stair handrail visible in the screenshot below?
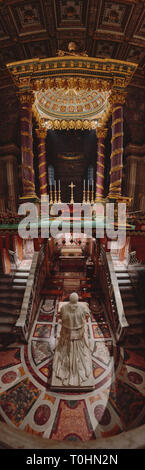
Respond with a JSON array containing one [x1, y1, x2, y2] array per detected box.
[[15, 245, 47, 342], [99, 247, 128, 340], [106, 252, 129, 328]]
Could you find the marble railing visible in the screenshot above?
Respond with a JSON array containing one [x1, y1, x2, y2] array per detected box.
[[98, 247, 128, 342], [15, 245, 47, 342]]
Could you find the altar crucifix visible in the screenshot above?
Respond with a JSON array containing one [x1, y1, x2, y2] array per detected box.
[[69, 181, 75, 204]]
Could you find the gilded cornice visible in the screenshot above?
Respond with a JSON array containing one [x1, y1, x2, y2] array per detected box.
[[6, 56, 137, 131], [6, 57, 137, 87]]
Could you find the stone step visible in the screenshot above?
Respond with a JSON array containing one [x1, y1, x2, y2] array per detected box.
[[0, 284, 26, 291], [0, 307, 20, 316], [121, 292, 135, 300], [0, 299, 22, 307], [127, 315, 145, 326], [0, 292, 24, 299], [0, 324, 13, 334], [116, 272, 130, 278], [0, 315, 16, 325], [0, 284, 25, 290], [14, 272, 29, 278], [114, 267, 128, 271], [0, 278, 13, 284], [118, 279, 131, 285], [119, 285, 133, 291], [126, 325, 145, 335], [125, 307, 145, 316], [13, 279, 27, 284], [120, 334, 145, 349], [123, 300, 138, 308], [16, 266, 31, 273]]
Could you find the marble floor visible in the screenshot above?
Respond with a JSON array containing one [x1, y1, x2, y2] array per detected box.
[[0, 274, 145, 442]]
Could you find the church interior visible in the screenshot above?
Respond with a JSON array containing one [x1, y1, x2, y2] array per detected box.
[[1, 0, 145, 450]]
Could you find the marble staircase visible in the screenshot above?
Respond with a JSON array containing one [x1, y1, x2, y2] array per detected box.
[[113, 259, 145, 348], [0, 269, 29, 346]]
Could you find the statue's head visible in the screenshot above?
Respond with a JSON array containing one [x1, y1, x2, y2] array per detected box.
[[68, 41, 77, 52], [69, 292, 78, 304]]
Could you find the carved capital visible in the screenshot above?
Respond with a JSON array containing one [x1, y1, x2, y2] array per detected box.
[[36, 127, 47, 139], [109, 91, 127, 106], [19, 92, 35, 107], [97, 127, 108, 139]]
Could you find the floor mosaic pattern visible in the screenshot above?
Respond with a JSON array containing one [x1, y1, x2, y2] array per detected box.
[[0, 289, 145, 441]]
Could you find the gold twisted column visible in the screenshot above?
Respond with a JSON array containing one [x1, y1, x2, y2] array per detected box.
[[109, 92, 126, 199], [36, 127, 48, 195], [19, 92, 37, 201], [95, 127, 107, 201]]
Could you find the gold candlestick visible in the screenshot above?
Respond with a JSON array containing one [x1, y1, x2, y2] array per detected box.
[[91, 179, 94, 205], [58, 180, 61, 203], [49, 183, 53, 205], [69, 181, 75, 204], [54, 180, 57, 204], [83, 180, 86, 203], [87, 180, 90, 203]]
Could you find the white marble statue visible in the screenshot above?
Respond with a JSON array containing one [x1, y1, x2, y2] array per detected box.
[[51, 292, 95, 390]]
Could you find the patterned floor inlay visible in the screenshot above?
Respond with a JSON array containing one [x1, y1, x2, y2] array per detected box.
[[0, 291, 145, 441]]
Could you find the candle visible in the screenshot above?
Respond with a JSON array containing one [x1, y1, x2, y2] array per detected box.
[[88, 179, 89, 190], [84, 180, 85, 191], [54, 180, 56, 191], [59, 180, 60, 192]]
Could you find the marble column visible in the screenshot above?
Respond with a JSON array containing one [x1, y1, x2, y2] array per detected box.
[[36, 128, 48, 195], [109, 93, 126, 199], [19, 93, 36, 201], [95, 127, 107, 201]]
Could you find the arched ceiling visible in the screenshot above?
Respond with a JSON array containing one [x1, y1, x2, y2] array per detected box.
[[0, 0, 145, 92], [35, 88, 110, 123]]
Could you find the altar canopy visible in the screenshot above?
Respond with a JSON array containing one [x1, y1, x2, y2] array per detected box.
[[6, 55, 137, 203]]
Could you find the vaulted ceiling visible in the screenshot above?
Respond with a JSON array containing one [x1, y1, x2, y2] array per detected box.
[[1, 0, 145, 91]]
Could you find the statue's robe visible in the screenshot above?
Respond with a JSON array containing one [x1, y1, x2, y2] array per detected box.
[[51, 301, 95, 391]]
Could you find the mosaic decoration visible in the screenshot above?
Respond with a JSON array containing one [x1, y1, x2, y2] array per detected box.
[[50, 399, 95, 441], [0, 348, 21, 370], [0, 378, 40, 427]]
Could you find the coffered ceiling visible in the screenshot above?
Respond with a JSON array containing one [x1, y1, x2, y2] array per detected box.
[[0, 0, 145, 91]]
